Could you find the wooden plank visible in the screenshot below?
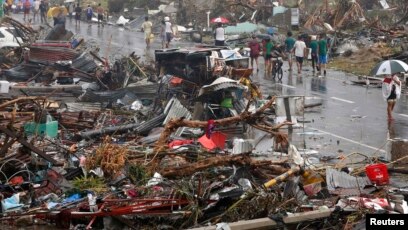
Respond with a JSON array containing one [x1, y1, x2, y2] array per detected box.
[[284, 208, 333, 224], [188, 209, 333, 230]]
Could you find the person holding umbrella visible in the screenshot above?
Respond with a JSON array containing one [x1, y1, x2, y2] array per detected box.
[[383, 74, 401, 120], [371, 59, 408, 120]]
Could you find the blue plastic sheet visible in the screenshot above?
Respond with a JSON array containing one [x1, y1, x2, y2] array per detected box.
[[2, 194, 23, 211], [62, 193, 81, 203]]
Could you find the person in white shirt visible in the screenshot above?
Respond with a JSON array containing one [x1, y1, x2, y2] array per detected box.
[[214, 23, 225, 46], [382, 74, 401, 120], [292, 35, 307, 74], [164, 16, 174, 48], [33, 0, 41, 22]]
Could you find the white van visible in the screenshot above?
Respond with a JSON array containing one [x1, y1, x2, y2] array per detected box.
[[0, 27, 23, 49]]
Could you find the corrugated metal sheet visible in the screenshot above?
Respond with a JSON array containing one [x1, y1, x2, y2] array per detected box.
[[134, 114, 166, 135], [65, 103, 103, 112], [72, 54, 99, 73], [214, 125, 245, 135], [124, 80, 160, 100], [79, 113, 166, 139], [163, 97, 193, 136], [233, 100, 246, 114], [29, 47, 79, 64], [326, 168, 371, 191], [79, 90, 127, 103]]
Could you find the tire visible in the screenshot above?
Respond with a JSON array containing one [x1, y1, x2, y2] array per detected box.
[[277, 68, 283, 80], [272, 66, 277, 79]]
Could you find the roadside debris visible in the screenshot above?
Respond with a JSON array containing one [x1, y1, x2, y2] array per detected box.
[[1, 2, 408, 230]]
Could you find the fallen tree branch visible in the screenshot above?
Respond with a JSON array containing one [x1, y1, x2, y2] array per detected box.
[[158, 153, 288, 178], [154, 97, 277, 151], [0, 96, 47, 109]]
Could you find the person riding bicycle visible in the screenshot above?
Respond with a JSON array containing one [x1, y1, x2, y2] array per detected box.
[[271, 43, 285, 75]]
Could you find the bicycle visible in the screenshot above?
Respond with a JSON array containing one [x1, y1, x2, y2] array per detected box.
[[271, 56, 283, 80]]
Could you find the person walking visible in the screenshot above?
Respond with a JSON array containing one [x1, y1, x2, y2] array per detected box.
[[68, 3, 74, 20], [309, 35, 319, 73], [96, 3, 103, 26], [160, 20, 166, 49], [6, 0, 13, 16], [86, 4, 93, 25], [292, 35, 307, 74], [248, 34, 261, 71], [55, 6, 66, 30], [264, 37, 273, 73], [317, 33, 328, 76], [23, 0, 31, 21], [284, 31, 296, 71], [214, 23, 225, 46], [382, 74, 401, 120], [164, 16, 173, 48], [141, 16, 153, 48], [74, 3, 81, 26], [33, 0, 40, 22], [39, 0, 47, 23]]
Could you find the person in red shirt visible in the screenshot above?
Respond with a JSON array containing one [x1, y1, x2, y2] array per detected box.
[[248, 34, 261, 72], [23, 0, 31, 21]]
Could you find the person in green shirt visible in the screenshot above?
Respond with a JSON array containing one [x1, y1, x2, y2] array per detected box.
[[317, 33, 328, 76], [309, 35, 319, 73], [264, 37, 274, 73], [284, 31, 296, 71]]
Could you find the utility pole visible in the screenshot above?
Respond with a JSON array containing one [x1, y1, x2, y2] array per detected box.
[[206, 11, 211, 30]]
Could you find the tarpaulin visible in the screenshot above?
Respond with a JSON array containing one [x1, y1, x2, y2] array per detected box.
[[198, 131, 226, 150]]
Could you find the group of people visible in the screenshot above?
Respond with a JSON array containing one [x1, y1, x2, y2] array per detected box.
[[4, 0, 48, 23], [246, 31, 330, 76], [286, 32, 329, 75], [4, 1, 106, 27], [56, 3, 105, 27], [141, 16, 174, 49]]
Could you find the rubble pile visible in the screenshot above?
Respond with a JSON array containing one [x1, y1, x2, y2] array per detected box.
[[1, 3, 408, 230]]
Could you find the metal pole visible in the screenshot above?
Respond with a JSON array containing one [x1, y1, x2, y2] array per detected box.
[[206, 11, 210, 30]]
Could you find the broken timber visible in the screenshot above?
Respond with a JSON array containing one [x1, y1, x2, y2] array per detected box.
[[188, 208, 334, 230], [155, 97, 288, 151], [0, 126, 63, 166], [159, 154, 288, 178]]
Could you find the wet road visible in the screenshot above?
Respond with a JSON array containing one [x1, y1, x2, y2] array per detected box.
[[254, 64, 408, 157], [25, 16, 408, 157]]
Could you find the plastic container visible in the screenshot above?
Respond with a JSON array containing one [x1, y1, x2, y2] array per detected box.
[[24, 115, 58, 138], [0, 80, 10, 94], [365, 163, 389, 185]]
